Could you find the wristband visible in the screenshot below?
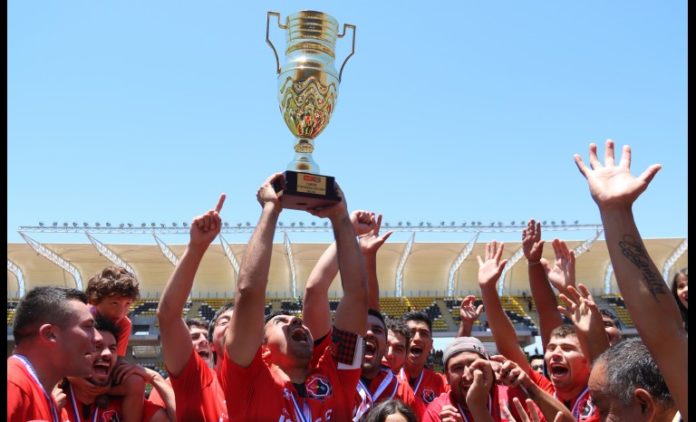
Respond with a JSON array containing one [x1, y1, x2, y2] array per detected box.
[[528, 260, 541, 266]]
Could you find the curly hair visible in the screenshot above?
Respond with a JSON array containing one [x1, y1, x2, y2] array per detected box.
[[86, 266, 140, 303]]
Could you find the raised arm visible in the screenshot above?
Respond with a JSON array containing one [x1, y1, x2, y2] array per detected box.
[[522, 220, 562, 348], [226, 173, 282, 367], [476, 241, 531, 373], [537, 238, 578, 346], [575, 140, 687, 420], [157, 195, 225, 376], [303, 211, 385, 339], [358, 213, 392, 310], [456, 295, 483, 337], [309, 185, 369, 335]]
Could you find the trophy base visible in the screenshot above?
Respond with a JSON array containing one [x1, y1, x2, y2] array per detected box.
[[273, 170, 340, 211]]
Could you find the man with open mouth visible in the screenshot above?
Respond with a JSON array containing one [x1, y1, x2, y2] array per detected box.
[[59, 316, 174, 422], [400, 310, 449, 408], [220, 173, 366, 421]]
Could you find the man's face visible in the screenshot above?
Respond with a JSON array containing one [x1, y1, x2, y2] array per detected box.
[[589, 360, 649, 422], [530, 358, 545, 375], [89, 330, 118, 386], [94, 295, 134, 322], [362, 314, 387, 377], [211, 309, 233, 356], [544, 334, 591, 394], [601, 316, 622, 346], [58, 300, 101, 378], [264, 315, 313, 362], [384, 330, 407, 373], [405, 319, 432, 370], [190, 326, 212, 363], [445, 351, 491, 405]]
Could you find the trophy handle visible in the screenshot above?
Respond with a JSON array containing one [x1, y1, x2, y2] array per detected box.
[[266, 11, 288, 75], [337, 23, 356, 82]]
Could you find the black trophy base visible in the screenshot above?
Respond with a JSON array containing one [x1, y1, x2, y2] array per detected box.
[[272, 170, 340, 210]]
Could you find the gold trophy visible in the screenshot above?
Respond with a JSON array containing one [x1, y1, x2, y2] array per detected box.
[[266, 10, 356, 210]]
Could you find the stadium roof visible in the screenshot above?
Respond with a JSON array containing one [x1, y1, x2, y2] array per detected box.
[[7, 237, 687, 299]]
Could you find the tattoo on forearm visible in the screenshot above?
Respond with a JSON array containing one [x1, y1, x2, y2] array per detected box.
[[618, 235, 668, 299]]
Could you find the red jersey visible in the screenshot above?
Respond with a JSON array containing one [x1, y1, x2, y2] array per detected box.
[[164, 350, 228, 421], [422, 385, 531, 422], [399, 367, 448, 407], [7, 355, 67, 422], [353, 367, 425, 420], [218, 326, 362, 421], [63, 382, 163, 422], [89, 306, 132, 357], [529, 366, 598, 421]]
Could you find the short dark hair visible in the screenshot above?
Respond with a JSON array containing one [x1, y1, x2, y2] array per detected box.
[[208, 302, 234, 341], [403, 311, 432, 333], [528, 354, 544, 362], [386, 318, 411, 346], [549, 323, 577, 339], [264, 310, 292, 325], [599, 308, 622, 329], [360, 398, 418, 422], [186, 318, 210, 332], [95, 315, 121, 341], [86, 266, 140, 303], [13, 286, 89, 345], [671, 268, 688, 331], [368, 308, 387, 333], [595, 337, 674, 408]]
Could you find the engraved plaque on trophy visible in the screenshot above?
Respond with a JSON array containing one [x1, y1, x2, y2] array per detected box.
[[266, 10, 356, 210]]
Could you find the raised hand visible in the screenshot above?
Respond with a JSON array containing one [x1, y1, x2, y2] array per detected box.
[[490, 355, 528, 388], [540, 239, 576, 292], [557, 284, 602, 336], [350, 210, 376, 236], [190, 193, 225, 248], [307, 183, 349, 222], [459, 295, 484, 325], [256, 172, 283, 210], [465, 359, 495, 411], [477, 241, 508, 289], [574, 139, 661, 210], [358, 213, 393, 255], [522, 219, 544, 263]]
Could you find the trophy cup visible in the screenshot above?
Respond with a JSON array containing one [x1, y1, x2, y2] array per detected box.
[[266, 10, 356, 210]]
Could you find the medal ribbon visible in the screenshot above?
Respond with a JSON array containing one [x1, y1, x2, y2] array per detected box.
[[284, 387, 311, 422], [570, 387, 591, 419], [400, 367, 425, 396], [456, 395, 492, 422], [68, 384, 100, 422], [355, 370, 398, 420], [12, 354, 60, 422]]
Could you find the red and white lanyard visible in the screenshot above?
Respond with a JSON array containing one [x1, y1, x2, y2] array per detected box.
[[400, 367, 424, 396], [12, 354, 60, 422], [554, 387, 591, 419], [355, 370, 398, 420]]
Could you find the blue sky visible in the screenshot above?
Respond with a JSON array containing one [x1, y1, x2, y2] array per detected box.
[[8, 1, 687, 246]]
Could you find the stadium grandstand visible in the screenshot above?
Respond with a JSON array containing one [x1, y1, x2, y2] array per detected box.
[[6, 222, 688, 371]]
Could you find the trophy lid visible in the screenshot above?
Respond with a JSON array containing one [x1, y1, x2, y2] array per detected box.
[[286, 10, 339, 48]]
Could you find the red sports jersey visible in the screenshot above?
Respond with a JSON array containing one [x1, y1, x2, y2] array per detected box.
[[165, 350, 228, 421], [219, 326, 362, 421], [422, 385, 531, 422], [7, 355, 66, 422], [89, 305, 132, 357], [399, 367, 448, 407], [63, 381, 164, 422], [529, 366, 599, 421], [353, 367, 425, 420]]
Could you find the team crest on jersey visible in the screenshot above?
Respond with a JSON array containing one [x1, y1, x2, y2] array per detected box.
[[306, 374, 332, 399], [421, 388, 436, 403], [101, 410, 120, 422]]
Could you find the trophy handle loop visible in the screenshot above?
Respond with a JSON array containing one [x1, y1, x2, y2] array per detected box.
[[337, 23, 356, 82], [266, 11, 287, 75]]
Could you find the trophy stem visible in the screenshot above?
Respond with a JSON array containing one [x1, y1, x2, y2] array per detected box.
[[288, 138, 320, 174]]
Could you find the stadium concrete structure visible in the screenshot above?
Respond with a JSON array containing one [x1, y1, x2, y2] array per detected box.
[[6, 223, 688, 366]]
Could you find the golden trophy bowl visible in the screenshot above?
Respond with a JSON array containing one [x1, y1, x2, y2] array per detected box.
[[266, 10, 355, 210]]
